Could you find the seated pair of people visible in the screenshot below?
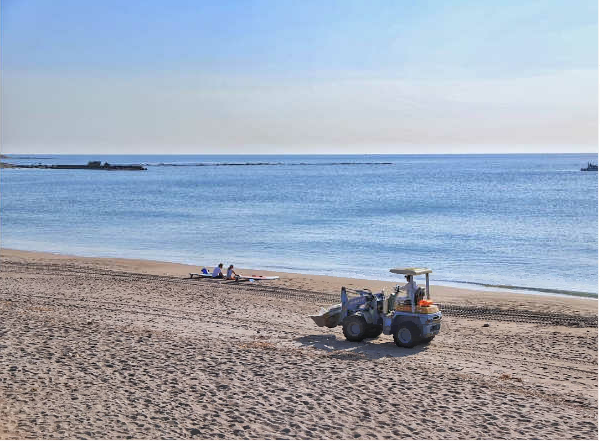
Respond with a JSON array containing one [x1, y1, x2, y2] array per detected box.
[[211, 263, 237, 280]]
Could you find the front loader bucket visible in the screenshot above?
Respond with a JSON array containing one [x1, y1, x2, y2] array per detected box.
[[309, 314, 329, 327], [309, 305, 342, 328]]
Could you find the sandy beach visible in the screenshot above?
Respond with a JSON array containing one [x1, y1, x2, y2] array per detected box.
[[0, 248, 597, 439]]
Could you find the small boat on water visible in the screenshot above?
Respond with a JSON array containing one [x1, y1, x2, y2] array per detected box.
[[581, 162, 598, 171]]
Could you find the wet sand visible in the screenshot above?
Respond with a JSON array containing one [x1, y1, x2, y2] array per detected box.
[[0, 249, 597, 439]]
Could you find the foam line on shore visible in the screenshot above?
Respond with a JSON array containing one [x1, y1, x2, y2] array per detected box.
[[435, 279, 598, 298]]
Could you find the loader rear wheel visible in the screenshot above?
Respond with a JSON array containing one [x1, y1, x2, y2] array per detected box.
[[342, 316, 366, 342], [365, 326, 383, 339], [394, 323, 419, 348]]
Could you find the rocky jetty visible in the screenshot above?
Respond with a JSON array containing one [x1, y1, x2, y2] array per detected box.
[[0, 160, 146, 171]]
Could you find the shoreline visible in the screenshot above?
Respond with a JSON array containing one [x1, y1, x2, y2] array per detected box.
[[1, 248, 597, 317], [1, 247, 597, 300]]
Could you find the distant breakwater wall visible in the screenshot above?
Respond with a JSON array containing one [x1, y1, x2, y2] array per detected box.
[[148, 161, 393, 167], [1, 159, 393, 169], [1, 161, 146, 171]]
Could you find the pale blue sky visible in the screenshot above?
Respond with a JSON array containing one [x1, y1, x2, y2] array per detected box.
[[2, 0, 597, 153]]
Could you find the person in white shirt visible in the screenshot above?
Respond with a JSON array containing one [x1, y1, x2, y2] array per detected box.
[[212, 263, 224, 278], [395, 275, 419, 307], [403, 275, 419, 300]]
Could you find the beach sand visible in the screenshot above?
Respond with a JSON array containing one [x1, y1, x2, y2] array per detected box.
[[0, 248, 597, 439]]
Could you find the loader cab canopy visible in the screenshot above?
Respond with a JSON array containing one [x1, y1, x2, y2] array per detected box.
[[390, 268, 432, 276], [390, 267, 432, 300]]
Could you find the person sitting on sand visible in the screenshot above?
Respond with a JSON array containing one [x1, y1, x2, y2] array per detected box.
[[226, 265, 238, 280], [212, 263, 224, 278]]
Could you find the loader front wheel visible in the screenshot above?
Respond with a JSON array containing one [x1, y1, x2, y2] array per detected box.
[[393, 323, 419, 348], [342, 316, 366, 342]]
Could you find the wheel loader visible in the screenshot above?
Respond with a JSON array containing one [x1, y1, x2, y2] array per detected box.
[[309, 268, 442, 348]]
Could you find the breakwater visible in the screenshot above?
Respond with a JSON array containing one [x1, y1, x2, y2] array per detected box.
[[1, 160, 146, 171]]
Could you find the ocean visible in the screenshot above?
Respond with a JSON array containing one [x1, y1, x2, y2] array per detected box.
[[1, 153, 597, 297]]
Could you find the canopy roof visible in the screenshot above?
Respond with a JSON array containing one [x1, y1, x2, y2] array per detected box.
[[390, 267, 432, 276]]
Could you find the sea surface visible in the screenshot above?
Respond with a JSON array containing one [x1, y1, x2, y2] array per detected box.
[[1, 153, 598, 297]]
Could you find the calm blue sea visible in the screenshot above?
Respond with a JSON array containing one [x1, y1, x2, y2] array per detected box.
[[1, 154, 598, 297]]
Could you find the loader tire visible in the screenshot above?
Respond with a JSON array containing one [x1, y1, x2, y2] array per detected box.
[[365, 326, 383, 339], [393, 322, 419, 348], [422, 336, 435, 344], [342, 315, 366, 342]]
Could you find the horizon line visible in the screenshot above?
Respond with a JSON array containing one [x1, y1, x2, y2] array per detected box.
[[2, 152, 598, 156]]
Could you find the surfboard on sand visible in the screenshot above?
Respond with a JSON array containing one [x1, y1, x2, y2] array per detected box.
[[189, 273, 215, 279], [236, 275, 280, 281], [240, 274, 279, 280]]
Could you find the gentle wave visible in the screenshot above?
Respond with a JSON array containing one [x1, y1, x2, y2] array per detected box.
[[435, 279, 598, 298]]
